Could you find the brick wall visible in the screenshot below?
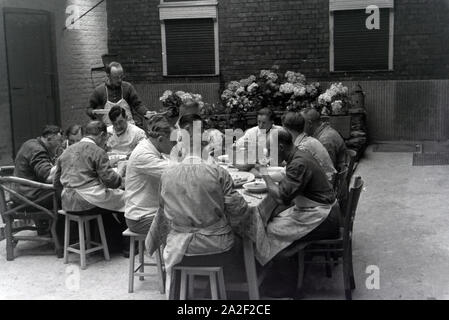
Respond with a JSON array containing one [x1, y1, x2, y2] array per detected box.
[[0, 0, 108, 165], [107, 0, 449, 84]]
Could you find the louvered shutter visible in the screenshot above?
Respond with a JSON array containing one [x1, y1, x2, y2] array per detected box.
[[334, 9, 390, 71], [165, 18, 215, 75]]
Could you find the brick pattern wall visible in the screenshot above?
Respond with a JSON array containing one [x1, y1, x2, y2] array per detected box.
[[0, 0, 108, 165], [107, 0, 449, 84]]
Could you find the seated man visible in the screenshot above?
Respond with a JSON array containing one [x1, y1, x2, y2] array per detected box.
[[13, 125, 63, 233], [125, 115, 177, 235], [54, 121, 127, 253], [146, 116, 249, 296], [301, 108, 347, 171], [106, 105, 147, 156], [282, 111, 336, 181], [65, 124, 83, 147], [256, 129, 340, 297], [235, 108, 282, 160]]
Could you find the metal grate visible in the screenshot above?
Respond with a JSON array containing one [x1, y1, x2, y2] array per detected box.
[[413, 153, 449, 166]]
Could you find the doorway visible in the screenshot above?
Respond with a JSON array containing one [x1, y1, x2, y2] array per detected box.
[[4, 8, 59, 156]]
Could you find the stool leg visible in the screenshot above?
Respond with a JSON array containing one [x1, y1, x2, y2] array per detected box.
[[139, 240, 144, 281], [209, 273, 219, 300], [96, 215, 110, 261], [188, 275, 195, 299], [155, 248, 165, 294], [78, 219, 86, 270], [85, 220, 91, 249], [63, 215, 70, 264], [168, 269, 178, 300], [217, 269, 227, 300], [128, 236, 135, 293], [180, 270, 187, 300]]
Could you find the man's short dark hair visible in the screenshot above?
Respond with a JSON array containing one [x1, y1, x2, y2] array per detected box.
[[178, 114, 203, 129], [257, 108, 275, 121], [282, 112, 305, 133], [108, 105, 126, 122], [85, 121, 107, 136], [65, 124, 82, 137], [301, 107, 321, 123], [42, 125, 62, 138], [277, 128, 293, 147], [106, 61, 123, 75], [145, 115, 173, 139]]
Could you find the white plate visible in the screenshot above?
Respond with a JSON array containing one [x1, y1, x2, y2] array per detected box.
[[217, 155, 230, 163], [230, 172, 255, 187], [243, 181, 267, 193]]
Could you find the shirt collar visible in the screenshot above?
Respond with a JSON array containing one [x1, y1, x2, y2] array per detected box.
[[81, 137, 96, 145], [294, 133, 307, 146], [313, 123, 328, 137], [182, 155, 204, 165]]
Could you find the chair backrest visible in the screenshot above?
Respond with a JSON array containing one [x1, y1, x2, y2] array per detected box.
[[343, 176, 364, 248], [0, 176, 56, 218], [345, 149, 357, 185], [332, 167, 348, 199]]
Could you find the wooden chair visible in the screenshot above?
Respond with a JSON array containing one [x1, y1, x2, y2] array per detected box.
[[278, 176, 364, 300], [345, 149, 358, 186], [122, 228, 165, 294], [0, 176, 62, 261], [59, 210, 110, 270]]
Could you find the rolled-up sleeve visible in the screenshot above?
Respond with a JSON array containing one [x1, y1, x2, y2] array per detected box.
[[126, 84, 148, 116]]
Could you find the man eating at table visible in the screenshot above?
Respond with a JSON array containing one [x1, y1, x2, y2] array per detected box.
[[107, 105, 147, 156], [124, 115, 177, 235], [146, 115, 249, 297], [255, 128, 340, 297], [281, 111, 336, 181], [54, 121, 128, 254]]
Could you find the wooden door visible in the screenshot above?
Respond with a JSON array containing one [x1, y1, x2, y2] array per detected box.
[[4, 9, 59, 155]]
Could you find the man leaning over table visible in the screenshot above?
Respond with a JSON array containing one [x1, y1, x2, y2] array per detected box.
[[106, 105, 147, 156], [54, 121, 128, 254], [124, 115, 178, 235], [255, 128, 340, 298], [13, 125, 64, 234], [86, 61, 155, 128], [146, 115, 250, 298]]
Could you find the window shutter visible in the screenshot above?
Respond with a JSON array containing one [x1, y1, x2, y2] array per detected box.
[[334, 9, 390, 71], [165, 18, 215, 75]]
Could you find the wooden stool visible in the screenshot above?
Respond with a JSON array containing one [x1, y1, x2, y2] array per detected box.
[[122, 229, 165, 294], [171, 266, 227, 300], [59, 210, 110, 270]]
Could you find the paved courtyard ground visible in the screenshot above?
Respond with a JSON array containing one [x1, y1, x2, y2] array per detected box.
[[1, 146, 449, 300]]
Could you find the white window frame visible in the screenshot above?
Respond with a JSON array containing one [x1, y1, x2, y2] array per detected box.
[[159, 0, 219, 76], [329, 0, 394, 72]]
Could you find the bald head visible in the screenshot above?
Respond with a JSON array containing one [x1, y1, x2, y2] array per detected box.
[[300, 108, 322, 136]]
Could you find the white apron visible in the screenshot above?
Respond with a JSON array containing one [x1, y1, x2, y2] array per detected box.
[[102, 84, 135, 126], [75, 182, 126, 213], [253, 194, 335, 265]]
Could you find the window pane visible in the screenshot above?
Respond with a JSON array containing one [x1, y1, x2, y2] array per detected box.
[[334, 9, 390, 71], [165, 18, 215, 75]]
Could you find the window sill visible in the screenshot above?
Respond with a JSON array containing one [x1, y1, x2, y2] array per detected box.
[[330, 69, 394, 74]]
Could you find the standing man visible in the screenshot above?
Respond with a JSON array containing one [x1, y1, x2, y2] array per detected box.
[[301, 108, 347, 171], [87, 62, 154, 128], [106, 105, 147, 155], [125, 115, 177, 235]]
